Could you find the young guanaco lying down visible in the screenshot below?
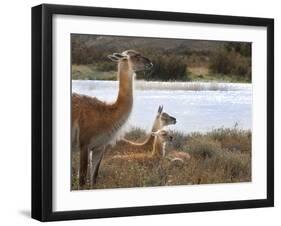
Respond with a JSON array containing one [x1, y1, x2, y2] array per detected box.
[[111, 129, 191, 163]]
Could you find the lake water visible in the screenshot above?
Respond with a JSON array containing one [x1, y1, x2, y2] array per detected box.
[[72, 80, 252, 133]]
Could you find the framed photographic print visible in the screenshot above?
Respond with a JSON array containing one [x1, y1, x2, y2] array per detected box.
[[31, 4, 274, 221]]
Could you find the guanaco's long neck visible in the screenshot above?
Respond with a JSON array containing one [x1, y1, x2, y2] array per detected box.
[[122, 133, 155, 147], [152, 138, 163, 157], [151, 116, 161, 132], [141, 115, 162, 146], [121, 115, 160, 148], [116, 61, 134, 107], [111, 61, 134, 123]]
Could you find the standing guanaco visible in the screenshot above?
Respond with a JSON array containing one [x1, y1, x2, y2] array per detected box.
[[72, 50, 153, 187]]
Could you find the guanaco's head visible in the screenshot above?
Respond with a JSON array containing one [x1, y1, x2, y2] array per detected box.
[[152, 130, 173, 143], [108, 50, 153, 72], [156, 105, 177, 129]]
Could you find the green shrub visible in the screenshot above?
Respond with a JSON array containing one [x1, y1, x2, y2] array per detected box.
[[224, 42, 251, 57], [95, 61, 116, 71], [140, 54, 188, 81], [209, 50, 251, 81]]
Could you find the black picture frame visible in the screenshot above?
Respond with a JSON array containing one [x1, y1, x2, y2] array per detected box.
[[32, 3, 274, 222]]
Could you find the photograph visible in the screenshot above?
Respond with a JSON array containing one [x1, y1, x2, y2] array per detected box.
[[31, 3, 274, 221], [71, 34, 252, 190]]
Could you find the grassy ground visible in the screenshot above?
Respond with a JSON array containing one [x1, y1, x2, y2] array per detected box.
[[72, 64, 250, 83], [71, 127, 251, 190], [188, 67, 251, 83], [72, 64, 116, 80]]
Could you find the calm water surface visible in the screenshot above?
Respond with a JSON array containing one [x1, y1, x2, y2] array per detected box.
[[72, 80, 252, 133]]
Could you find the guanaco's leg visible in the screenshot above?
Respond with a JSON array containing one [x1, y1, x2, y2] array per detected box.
[[90, 147, 105, 187], [79, 144, 89, 188]]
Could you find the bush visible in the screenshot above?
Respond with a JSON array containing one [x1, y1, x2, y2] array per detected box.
[[224, 42, 251, 57], [207, 127, 251, 153], [220, 151, 251, 179], [168, 130, 187, 150], [95, 61, 116, 71], [209, 50, 251, 81], [140, 54, 188, 81], [186, 136, 223, 159], [124, 127, 146, 141]]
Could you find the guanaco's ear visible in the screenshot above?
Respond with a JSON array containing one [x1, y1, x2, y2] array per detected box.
[[157, 105, 163, 114], [108, 52, 127, 62], [113, 52, 127, 59], [107, 55, 120, 62]]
